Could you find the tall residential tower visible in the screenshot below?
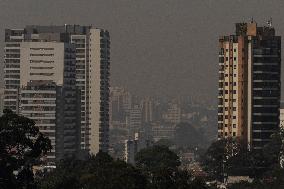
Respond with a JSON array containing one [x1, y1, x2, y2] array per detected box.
[[19, 42, 81, 162], [218, 21, 281, 150], [4, 25, 110, 155]]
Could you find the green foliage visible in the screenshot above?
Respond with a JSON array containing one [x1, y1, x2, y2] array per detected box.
[[201, 138, 264, 180], [135, 145, 181, 172], [39, 146, 211, 189], [202, 132, 284, 182], [38, 152, 148, 189], [0, 109, 52, 189], [135, 145, 210, 189]]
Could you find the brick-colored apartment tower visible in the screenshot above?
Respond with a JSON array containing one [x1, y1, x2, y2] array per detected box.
[[218, 21, 281, 150]]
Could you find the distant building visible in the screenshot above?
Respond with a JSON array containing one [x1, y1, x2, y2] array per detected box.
[[151, 121, 176, 141], [141, 97, 154, 123], [128, 105, 142, 136], [124, 138, 138, 165], [110, 87, 132, 129], [162, 102, 181, 124], [124, 133, 151, 164], [218, 21, 281, 150]]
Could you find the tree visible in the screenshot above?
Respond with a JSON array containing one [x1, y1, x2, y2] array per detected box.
[[262, 131, 283, 170], [201, 138, 255, 180], [38, 152, 148, 189], [154, 139, 174, 148], [135, 145, 210, 189], [0, 109, 52, 189], [135, 145, 181, 172]]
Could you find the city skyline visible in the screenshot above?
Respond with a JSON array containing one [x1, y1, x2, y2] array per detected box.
[[1, 0, 284, 101], [1, 1, 284, 188]]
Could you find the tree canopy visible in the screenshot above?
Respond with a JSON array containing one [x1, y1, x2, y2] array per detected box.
[[38, 151, 148, 189], [0, 109, 52, 189]]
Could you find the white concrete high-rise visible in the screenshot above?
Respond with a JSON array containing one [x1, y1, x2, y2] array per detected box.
[[4, 25, 110, 155], [18, 42, 81, 163]]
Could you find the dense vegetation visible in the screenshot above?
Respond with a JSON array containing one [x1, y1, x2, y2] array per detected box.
[[201, 134, 284, 189], [0, 109, 51, 189], [38, 146, 211, 189], [2, 110, 284, 189], [0, 110, 211, 189]]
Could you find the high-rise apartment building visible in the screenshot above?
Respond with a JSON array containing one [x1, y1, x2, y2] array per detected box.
[[128, 105, 142, 137], [110, 87, 132, 127], [218, 21, 281, 150], [19, 42, 81, 162], [141, 97, 154, 124], [4, 25, 110, 155], [162, 102, 181, 125]]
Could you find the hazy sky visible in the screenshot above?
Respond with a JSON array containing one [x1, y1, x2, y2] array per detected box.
[[1, 0, 284, 102]]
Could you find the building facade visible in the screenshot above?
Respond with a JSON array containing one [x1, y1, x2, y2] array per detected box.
[[218, 22, 281, 150], [162, 102, 181, 124], [280, 103, 284, 129], [0, 89, 4, 116], [4, 25, 110, 155], [18, 42, 80, 163], [128, 105, 142, 137]]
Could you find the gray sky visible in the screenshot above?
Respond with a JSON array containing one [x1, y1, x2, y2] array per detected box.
[[1, 0, 284, 102]]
